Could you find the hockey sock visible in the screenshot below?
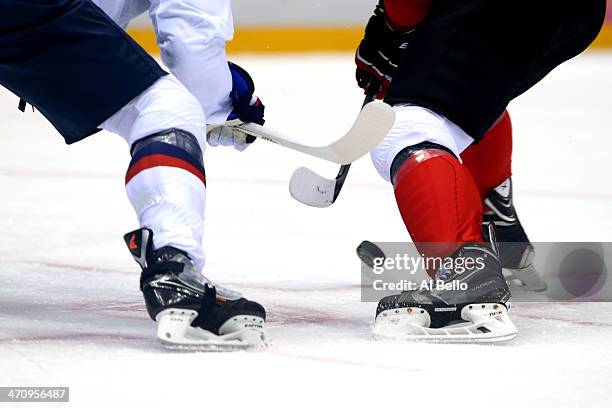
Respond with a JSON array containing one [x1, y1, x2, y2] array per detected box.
[[392, 144, 484, 276], [460, 111, 532, 247], [99, 75, 208, 272], [125, 129, 207, 271], [460, 111, 513, 204]]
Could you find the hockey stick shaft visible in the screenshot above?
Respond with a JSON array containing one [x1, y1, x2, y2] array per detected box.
[[329, 86, 379, 201], [207, 99, 394, 165], [288, 85, 384, 207]]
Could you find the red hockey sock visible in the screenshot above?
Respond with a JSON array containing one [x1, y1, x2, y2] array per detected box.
[[393, 148, 484, 275], [460, 111, 513, 204]]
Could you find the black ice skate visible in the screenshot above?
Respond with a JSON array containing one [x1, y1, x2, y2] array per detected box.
[[484, 177, 547, 292], [374, 229, 518, 342], [124, 228, 268, 350]]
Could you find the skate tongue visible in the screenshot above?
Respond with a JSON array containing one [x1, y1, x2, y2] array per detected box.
[[123, 228, 154, 269]]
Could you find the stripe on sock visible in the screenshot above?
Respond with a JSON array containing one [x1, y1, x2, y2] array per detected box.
[[125, 141, 206, 185]]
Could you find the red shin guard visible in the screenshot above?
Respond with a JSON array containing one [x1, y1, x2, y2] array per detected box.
[[393, 149, 484, 275]]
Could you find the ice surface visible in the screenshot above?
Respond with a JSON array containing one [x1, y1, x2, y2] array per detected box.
[[0, 53, 611, 407]]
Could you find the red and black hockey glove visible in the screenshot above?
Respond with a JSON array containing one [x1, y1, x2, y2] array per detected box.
[[355, 3, 415, 99]]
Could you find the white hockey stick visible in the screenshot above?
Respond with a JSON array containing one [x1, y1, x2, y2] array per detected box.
[[206, 100, 395, 165], [289, 165, 350, 208], [288, 89, 378, 208]]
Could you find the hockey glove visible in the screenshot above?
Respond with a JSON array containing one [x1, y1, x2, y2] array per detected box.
[[355, 3, 415, 99], [207, 62, 265, 151]]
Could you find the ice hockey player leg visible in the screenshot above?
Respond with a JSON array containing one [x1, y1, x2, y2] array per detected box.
[[125, 228, 268, 350], [374, 230, 518, 343]]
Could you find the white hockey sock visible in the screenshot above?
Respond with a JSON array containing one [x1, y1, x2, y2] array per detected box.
[[100, 75, 208, 271], [126, 156, 206, 271]]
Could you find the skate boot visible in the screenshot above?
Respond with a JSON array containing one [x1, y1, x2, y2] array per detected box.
[[374, 228, 518, 342], [483, 177, 546, 292], [124, 228, 268, 350]]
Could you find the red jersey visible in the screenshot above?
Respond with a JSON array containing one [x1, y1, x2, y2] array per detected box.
[[384, 0, 433, 30]]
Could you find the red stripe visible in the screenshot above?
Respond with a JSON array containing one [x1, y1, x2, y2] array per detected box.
[[125, 154, 206, 185]]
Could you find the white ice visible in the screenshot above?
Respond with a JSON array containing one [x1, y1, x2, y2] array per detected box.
[[0, 52, 611, 408]]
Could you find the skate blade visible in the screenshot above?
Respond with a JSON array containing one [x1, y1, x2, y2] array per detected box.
[[156, 309, 269, 352], [158, 328, 269, 352], [374, 304, 518, 344]]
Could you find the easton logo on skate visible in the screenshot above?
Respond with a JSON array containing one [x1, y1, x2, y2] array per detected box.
[[129, 234, 139, 251]]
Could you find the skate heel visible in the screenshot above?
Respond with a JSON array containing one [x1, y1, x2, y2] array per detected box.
[[156, 308, 200, 345], [374, 307, 432, 337]]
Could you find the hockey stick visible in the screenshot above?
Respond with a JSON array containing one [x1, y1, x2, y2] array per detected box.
[[206, 100, 394, 165], [288, 87, 380, 207]]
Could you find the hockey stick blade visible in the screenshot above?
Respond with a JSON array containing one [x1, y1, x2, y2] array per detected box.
[[289, 166, 338, 208], [288, 89, 378, 207], [289, 162, 351, 208], [208, 101, 394, 164]]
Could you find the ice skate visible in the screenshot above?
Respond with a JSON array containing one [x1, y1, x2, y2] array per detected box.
[[124, 228, 268, 351], [374, 229, 518, 343], [484, 178, 547, 292]]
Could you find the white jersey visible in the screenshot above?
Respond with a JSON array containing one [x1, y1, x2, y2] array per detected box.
[[93, 0, 234, 125]]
